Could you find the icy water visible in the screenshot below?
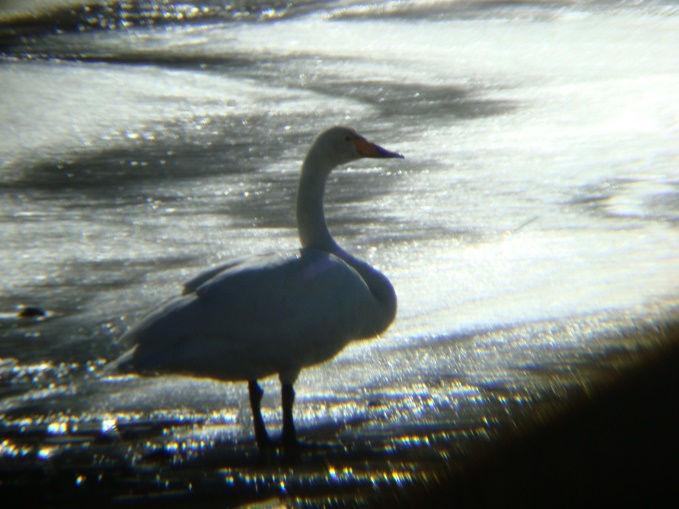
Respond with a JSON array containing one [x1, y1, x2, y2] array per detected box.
[[1, 0, 678, 505]]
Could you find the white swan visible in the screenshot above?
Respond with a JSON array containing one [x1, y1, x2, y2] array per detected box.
[[111, 127, 403, 448]]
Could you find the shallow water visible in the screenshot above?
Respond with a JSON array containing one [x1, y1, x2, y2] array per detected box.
[[1, 0, 678, 505]]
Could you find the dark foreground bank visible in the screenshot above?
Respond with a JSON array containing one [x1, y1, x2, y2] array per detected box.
[[389, 321, 679, 508]]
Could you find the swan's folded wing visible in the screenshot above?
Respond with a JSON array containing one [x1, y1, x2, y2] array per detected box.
[[181, 252, 281, 295], [182, 260, 242, 295], [192, 249, 372, 342]]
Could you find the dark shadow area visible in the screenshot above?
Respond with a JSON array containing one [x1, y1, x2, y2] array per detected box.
[[303, 79, 516, 122], [0, 112, 282, 192], [0, 0, 327, 47], [0, 46, 263, 71], [569, 177, 679, 226], [0, 111, 314, 237], [385, 322, 679, 508]]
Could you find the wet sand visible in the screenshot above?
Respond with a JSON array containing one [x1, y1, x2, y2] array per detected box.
[[1, 318, 677, 508]]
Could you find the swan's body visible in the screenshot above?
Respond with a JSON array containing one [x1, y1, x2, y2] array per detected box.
[[111, 127, 403, 447]]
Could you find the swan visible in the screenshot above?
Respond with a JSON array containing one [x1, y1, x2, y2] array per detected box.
[[109, 127, 403, 448]]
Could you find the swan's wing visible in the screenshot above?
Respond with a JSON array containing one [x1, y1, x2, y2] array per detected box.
[[182, 259, 244, 295], [192, 252, 301, 299], [116, 250, 372, 380], [182, 252, 281, 295]]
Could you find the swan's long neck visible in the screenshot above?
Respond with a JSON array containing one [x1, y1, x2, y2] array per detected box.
[[296, 151, 335, 251], [296, 150, 397, 336]]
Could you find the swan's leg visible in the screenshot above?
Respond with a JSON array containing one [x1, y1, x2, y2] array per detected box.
[[248, 380, 271, 448], [281, 382, 297, 447]]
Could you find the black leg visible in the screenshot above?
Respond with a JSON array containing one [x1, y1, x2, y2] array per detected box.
[[248, 380, 271, 449], [281, 382, 297, 447]]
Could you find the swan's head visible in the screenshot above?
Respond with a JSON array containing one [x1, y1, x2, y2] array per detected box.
[[308, 126, 404, 170]]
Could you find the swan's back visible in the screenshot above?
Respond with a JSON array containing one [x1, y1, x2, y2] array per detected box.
[[118, 249, 376, 381]]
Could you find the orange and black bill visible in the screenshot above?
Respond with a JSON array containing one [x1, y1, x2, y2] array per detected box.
[[355, 137, 404, 159]]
